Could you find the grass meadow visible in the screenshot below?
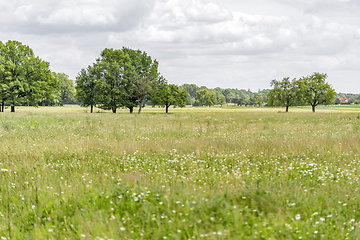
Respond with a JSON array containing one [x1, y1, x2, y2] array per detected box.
[[1, 105, 360, 239]]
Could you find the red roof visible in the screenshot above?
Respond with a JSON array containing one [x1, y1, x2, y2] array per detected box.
[[339, 97, 349, 102]]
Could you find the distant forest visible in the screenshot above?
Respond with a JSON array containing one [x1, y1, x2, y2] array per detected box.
[[13, 82, 360, 108], [37, 81, 360, 107], [180, 83, 360, 106]]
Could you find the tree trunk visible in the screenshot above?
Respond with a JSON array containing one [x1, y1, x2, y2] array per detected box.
[[1, 101, 3, 112], [286, 105, 289, 112], [91, 105, 93, 113], [312, 105, 316, 112], [138, 97, 146, 114], [112, 108, 116, 113], [166, 105, 169, 114], [129, 107, 133, 114], [11, 106, 15, 112]]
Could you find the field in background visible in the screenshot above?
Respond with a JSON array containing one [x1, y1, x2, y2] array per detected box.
[[7, 104, 360, 113], [1, 106, 360, 239]]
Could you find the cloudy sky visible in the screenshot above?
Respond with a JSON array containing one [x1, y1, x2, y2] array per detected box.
[[1, 0, 359, 92]]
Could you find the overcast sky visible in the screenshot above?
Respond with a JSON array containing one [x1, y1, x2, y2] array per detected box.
[[1, 0, 359, 92]]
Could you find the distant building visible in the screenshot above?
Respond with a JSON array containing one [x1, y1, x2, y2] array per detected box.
[[339, 97, 349, 103]]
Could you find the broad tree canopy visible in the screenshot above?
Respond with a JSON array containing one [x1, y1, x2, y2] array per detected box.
[[76, 47, 162, 114], [0, 40, 59, 112], [268, 77, 299, 112], [76, 62, 102, 113], [298, 72, 336, 112], [151, 82, 187, 113], [196, 89, 217, 107]]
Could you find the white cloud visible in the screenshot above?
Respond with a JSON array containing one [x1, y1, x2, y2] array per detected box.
[[37, 6, 117, 26], [185, 1, 233, 23]]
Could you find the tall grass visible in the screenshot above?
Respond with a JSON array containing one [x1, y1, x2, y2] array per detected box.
[[1, 106, 360, 239]]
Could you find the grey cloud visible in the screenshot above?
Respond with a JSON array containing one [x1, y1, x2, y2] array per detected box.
[[273, 0, 360, 19], [1, 0, 360, 92], [304, 8, 319, 14], [0, 0, 156, 34]]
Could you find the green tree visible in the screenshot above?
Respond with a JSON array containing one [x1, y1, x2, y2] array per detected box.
[[203, 91, 217, 107], [349, 96, 356, 104], [196, 89, 217, 107], [120, 47, 161, 114], [258, 89, 270, 104], [97, 48, 134, 113], [297, 72, 336, 112], [51, 73, 76, 106], [75, 63, 101, 113], [223, 88, 231, 103], [58, 73, 76, 105], [38, 72, 73, 106], [0, 54, 6, 112], [77, 47, 161, 114], [253, 95, 264, 107], [151, 83, 188, 113], [218, 94, 226, 107], [0, 40, 59, 112], [180, 84, 198, 105], [195, 89, 207, 106], [134, 74, 163, 114], [181, 84, 199, 99], [268, 77, 298, 112], [232, 91, 246, 106], [232, 97, 245, 106], [244, 99, 251, 107]]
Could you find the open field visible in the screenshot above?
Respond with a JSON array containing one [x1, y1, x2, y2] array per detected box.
[[1, 106, 360, 239]]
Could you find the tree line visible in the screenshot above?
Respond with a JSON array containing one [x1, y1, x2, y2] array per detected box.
[[0, 41, 187, 113], [181, 84, 270, 107], [181, 73, 338, 112], [335, 93, 360, 105], [267, 73, 336, 112], [0, 40, 354, 113], [75, 47, 187, 114]]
